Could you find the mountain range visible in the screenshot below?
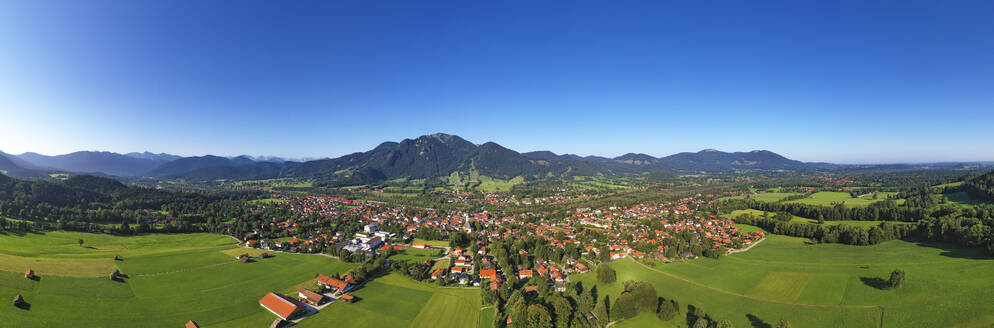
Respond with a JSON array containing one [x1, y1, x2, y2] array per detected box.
[[1, 133, 823, 182]]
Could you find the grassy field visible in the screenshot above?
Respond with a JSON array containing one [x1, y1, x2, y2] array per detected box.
[[575, 232, 994, 328], [944, 191, 992, 208], [296, 273, 481, 328], [614, 312, 677, 328], [720, 192, 805, 202], [779, 191, 904, 207], [0, 231, 356, 328], [479, 307, 496, 328], [390, 247, 443, 262], [728, 209, 913, 229], [412, 238, 450, 248]]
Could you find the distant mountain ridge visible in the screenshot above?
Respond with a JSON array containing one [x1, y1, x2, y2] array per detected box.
[[2, 133, 822, 182], [14, 151, 167, 176]]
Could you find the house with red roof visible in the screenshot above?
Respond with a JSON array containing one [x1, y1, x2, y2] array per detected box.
[[298, 288, 325, 305], [316, 274, 354, 292]]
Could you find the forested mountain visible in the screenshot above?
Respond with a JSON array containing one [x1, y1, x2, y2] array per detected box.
[[0, 152, 50, 179], [146, 155, 255, 177], [15, 151, 168, 176], [656, 149, 808, 171], [287, 133, 620, 184], [964, 170, 994, 202], [4, 134, 837, 183]]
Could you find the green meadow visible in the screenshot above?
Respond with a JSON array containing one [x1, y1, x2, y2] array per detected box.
[[728, 209, 914, 229], [389, 247, 443, 262], [575, 231, 994, 328], [295, 273, 481, 328], [0, 231, 356, 328], [720, 192, 805, 202]]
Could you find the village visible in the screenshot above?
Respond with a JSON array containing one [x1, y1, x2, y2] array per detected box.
[[218, 191, 765, 326]]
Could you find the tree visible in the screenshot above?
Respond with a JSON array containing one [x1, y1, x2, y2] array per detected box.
[[777, 318, 791, 328], [656, 299, 678, 321], [717, 319, 734, 328], [597, 264, 616, 283], [693, 318, 710, 328], [594, 295, 610, 325], [527, 304, 553, 328], [888, 269, 906, 289], [511, 300, 529, 328], [547, 294, 573, 328], [631, 282, 657, 313], [616, 291, 638, 319], [78, 239, 84, 246]]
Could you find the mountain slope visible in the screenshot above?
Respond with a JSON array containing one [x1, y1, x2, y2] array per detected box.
[[963, 170, 994, 202], [15, 151, 166, 176], [146, 155, 256, 177], [656, 149, 807, 171]]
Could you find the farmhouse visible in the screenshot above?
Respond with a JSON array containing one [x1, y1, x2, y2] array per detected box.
[[316, 274, 354, 292], [259, 292, 305, 320], [297, 288, 324, 305]]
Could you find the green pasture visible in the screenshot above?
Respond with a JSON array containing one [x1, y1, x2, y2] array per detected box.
[[296, 273, 481, 328], [390, 247, 443, 262], [720, 192, 805, 202], [0, 232, 355, 328], [575, 233, 994, 328], [728, 209, 913, 229]]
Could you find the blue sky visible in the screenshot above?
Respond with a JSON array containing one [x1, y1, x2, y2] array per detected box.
[[0, 1, 992, 163]]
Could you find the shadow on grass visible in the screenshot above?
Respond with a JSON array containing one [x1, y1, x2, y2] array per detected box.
[[14, 301, 31, 311], [746, 314, 772, 328], [913, 242, 993, 260], [860, 277, 888, 290]]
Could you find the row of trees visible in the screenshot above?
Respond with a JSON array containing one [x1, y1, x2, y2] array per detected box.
[[734, 213, 915, 246]]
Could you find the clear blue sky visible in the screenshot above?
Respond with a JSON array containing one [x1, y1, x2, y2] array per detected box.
[[1, 1, 992, 163]]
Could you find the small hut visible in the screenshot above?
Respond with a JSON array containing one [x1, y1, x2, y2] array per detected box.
[[185, 320, 201, 328], [13, 294, 24, 306], [110, 269, 120, 279], [114, 255, 121, 261], [239, 254, 250, 263], [24, 269, 34, 279], [259, 252, 271, 259]]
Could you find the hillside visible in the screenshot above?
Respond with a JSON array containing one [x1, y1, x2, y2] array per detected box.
[[656, 149, 808, 171], [146, 155, 256, 177], [964, 170, 994, 201], [6, 134, 819, 183], [15, 151, 168, 176]]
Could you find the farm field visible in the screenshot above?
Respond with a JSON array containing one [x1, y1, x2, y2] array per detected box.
[[0, 231, 356, 328], [412, 238, 451, 248], [727, 209, 914, 229], [781, 191, 904, 207], [295, 273, 481, 328], [574, 232, 994, 328], [719, 192, 805, 202], [389, 247, 443, 262]]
